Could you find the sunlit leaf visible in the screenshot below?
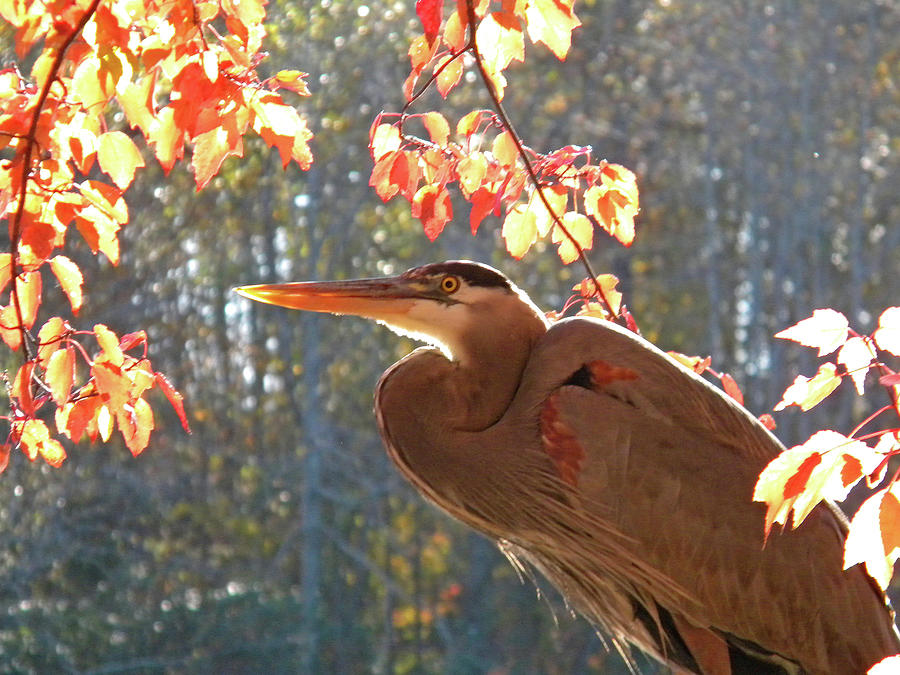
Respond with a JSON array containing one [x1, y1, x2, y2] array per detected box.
[[412, 184, 452, 241], [476, 11, 524, 77], [50, 255, 84, 313], [552, 211, 591, 264], [155, 372, 191, 433], [491, 130, 518, 168], [415, 0, 443, 42], [873, 307, 900, 356], [775, 309, 849, 356], [501, 203, 537, 259], [371, 123, 402, 160], [837, 336, 875, 395], [435, 54, 463, 98], [422, 111, 450, 146], [755, 430, 879, 535], [524, 0, 581, 60], [19, 418, 66, 467], [774, 362, 841, 412], [46, 346, 75, 405], [529, 185, 567, 237], [97, 131, 145, 189], [844, 484, 900, 590]]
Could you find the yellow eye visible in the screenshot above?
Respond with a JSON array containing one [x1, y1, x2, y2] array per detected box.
[[440, 275, 460, 294]]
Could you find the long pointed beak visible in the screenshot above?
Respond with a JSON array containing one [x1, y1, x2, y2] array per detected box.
[[234, 276, 426, 319]]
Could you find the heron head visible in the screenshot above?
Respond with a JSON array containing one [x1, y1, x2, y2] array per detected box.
[[235, 261, 548, 361]]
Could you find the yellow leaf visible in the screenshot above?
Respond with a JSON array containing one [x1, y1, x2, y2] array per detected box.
[[528, 185, 567, 237], [524, 0, 581, 60], [97, 131, 145, 190], [49, 255, 83, 313], [552, 212, 592, 264], [456, 154, 487, 197], [94, 324, 124, 367], [775, 309, 849, 356], [475, 11, 525, 76], [371, 123, 401, 160], [844, 485, 900, 590], [491, 130, 518, 168], [501, 203, 537, 259], [773, 362, 841, 412], [422, 111, 450, 146], [874, 307, 900, 356], [45, 346, 75, 405]]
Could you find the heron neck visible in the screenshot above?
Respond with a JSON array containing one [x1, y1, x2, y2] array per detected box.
[[449, 310, 547, 431]]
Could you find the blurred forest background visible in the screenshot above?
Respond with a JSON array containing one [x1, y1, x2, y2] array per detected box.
[[1, 0, 898, 672]]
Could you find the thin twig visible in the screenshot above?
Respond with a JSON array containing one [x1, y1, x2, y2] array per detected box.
[[9, 0, 103, 361], [462, 0, 619, 320]]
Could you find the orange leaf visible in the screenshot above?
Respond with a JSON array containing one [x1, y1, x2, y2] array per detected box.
[[93, 361, 130, 413], [775, 309, 849, 356], [844, 486, 900, 590], [720, 373, 744, 405], [273, 69, 311, 96], [148, 106, 183, 172], [412, 184, 452, 241], [370, 151, 402, 202], [755, 430, 879, 535], [46, 346, 75, 405], [121, 397, 154, 456], [0, 443, 9, 474], [668, 352, 711, 375], [19, 419, 66, 467], [457, 110, 488, 138], [49, 255, 83, 313], [443, 8, 467, 51], [501, 203, 537, 259], [456, 153, 487, 197], [758, 413, 776, 430], [0, 304, 22, 350], [12, 361, 36, 415], [97, 131, 145, 190], [55, 396, 102, 443], [155, 372, 191, 433]]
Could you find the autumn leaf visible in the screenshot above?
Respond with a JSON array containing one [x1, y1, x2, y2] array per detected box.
[[844, 484, 900, 590], [529, 185, 568, 237], [469, 187, 496, 234], [837, 336, 875, 395], [415, 0, 443, 43], [37, 317, 69, 363], [491, 130, 518, 168], [371, 123, 402, 160], [45, 346, 75, 405], [97, 131, 145, 189], [668, 352, 711, 375], [774, 362, 841, 411], [412, 184, 452, 241], [457, 153, 487, 197], [720, 373, 744, 405], [50, 255, 84, 313], [552, 211, 592, 264], [155, 372, 191, 433], [192, 124, 244, 190], [273, 69, 310, 96], [16, 270, 42, 328], [754, 430, 880, 535], [19, 418, 66, 467], [422, 111, 450, 146], [476, 11, 525, 78], [502, 203, 537, 259], [524, 0, 581, 60], [775, 308, 849, 356], [873, 307, 900, 356], [435, 54, 463, 98]]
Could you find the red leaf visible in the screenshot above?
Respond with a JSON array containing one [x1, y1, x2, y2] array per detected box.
[[720, 373, 744, 405], [879, 372, 900, 386], [469, 187, 495, 234], [783, 452, 822, 500], [415, 0, 444, 42], [758, 413, 776, 430], [12, 362, 36, 416], [0, 444, 9, 474], [412, 184, 453, 241], [155, 372, 191, 432]]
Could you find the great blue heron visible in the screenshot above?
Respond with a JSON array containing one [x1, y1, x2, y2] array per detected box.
[[236, 260, 899, 674]]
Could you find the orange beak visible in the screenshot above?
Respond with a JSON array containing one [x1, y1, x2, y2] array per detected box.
[[234, 276, 429, 320]]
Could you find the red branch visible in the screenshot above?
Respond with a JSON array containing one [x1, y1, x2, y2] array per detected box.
[[8, 0, 103, 360]]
